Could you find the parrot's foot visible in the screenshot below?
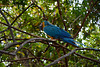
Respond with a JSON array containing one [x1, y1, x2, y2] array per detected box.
[[51, 39, 57, 41]]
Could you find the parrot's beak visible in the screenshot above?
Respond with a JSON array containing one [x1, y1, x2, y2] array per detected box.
[[39, 23, 43, 30], [39, 22, 45, 30]]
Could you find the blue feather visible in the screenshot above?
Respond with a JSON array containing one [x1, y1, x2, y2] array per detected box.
[[62, 38, 78, 47]]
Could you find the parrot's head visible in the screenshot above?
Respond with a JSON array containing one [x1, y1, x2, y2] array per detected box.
[[39, 20, 51, 30]]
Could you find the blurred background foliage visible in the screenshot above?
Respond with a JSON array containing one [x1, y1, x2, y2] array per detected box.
[[0, 0, 100, 67]]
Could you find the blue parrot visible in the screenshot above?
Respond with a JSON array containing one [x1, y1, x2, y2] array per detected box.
[[39, 20, 99, 50]]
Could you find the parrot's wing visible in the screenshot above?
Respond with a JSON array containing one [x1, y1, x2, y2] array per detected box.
[[44, 25, 72, 39], [44, 25, 61, 39], [59, 28, 73, 39]]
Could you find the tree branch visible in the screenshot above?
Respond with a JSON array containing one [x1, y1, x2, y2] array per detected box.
[[73, 11, 91, 38], [44, 45, 50, 53], [0, 2, 35, 35], [34, 3, 46, 20], [44, 49, 76, 67], [12, 37, 100, 66], [0, 21, 40, 38], [6, 57, 53, 62], [14, 38, 48, 54], [73, 14, 82, 23], [2, 9, 15, 19], [4, 42, 23, 50], [11, 2, 35, 25], [14, 38, 69, 55], [0, 29, 8, 33], [0, 38, 28, 42], [74, 53, 100, 64], [57, 0, 67, 31], [57, 45, 100, 64], [62, 48, 68, 67], [1, 36, 99, 64], [73, 1, 98, 38], [44, 48, 100, 67], [0, 9, 16, 42], [22, 48, 35, 56], [0, 50, 15, 56]]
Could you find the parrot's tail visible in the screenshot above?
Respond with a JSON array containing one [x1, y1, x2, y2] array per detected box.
[[62, 38, 79, 47], [72, 40, 99, 50], [62, 38, 99, 50]]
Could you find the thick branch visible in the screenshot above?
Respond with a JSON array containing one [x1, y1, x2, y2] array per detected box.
[[1, 35, 99, 64], [13, 37, 100, 66], [62, 48, 68, 67], [1, 36, 99, 64], [4, 42, 23, 50], [60, 45, 100, 63], [45, 48, 100, 67], [3, 39, 44, 50], [0, 50, 15, 56], [6, 57, 53, 62], [14, 38, 48, 54], [0, 38, 28, 42]]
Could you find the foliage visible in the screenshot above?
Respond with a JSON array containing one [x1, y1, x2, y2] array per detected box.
[[0, 0, 100, 67]]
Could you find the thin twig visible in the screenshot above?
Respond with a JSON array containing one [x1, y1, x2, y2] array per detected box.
[[22, 47, 45, 65], [44, 45, 50, 53], [44, 49, 77, 67], [0, 9, 16, 42], [73, 11, 91, 38], [0, 29, 8, 33], [2, 9, 15, 19], [3, 39, 41, 50], [57, 0, 67, 31], [74, 53, 100, 64], [73, 14, 82, 23], [0, 21, 40, 38], [22, 48, 35, 56], [73, 1, 98, 38], [11, 2, 35, 25], [34, 3, 46, 20]]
